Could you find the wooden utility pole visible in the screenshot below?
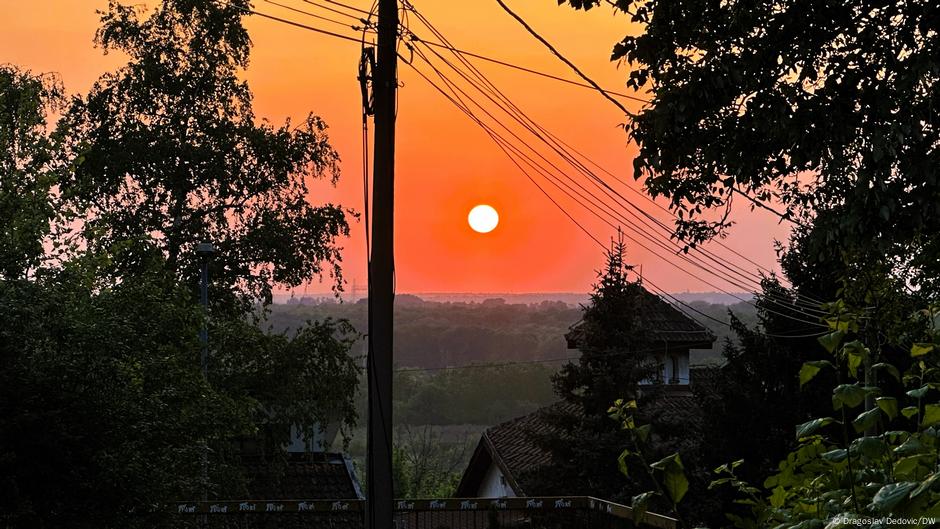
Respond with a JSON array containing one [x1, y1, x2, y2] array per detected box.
[[366, 0, 398, 527]]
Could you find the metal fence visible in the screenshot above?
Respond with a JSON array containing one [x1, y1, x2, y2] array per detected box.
[[173, 497, 677, 529]]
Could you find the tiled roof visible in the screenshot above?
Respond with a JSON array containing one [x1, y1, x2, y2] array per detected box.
[[477, 390, 705, 492], [483, 401, 579, 489], [240, 452, 363, 500], [565, 288, 715, 348]]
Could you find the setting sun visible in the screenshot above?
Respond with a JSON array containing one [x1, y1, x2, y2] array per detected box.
[[468, 204, 499, 233]]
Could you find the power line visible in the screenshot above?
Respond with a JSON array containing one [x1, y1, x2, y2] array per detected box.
[[263, 0, 361, 28], [236, 5, 830, 325], [320, 0, 372, 15], [269, 0, 649, 103], [237, 5, 366, 43], [413, 37, 650, 104], [487, 0, 803, 229], [402, 33, 828, 329], [299, 0, 369, 22], [490, 0, 629, 115], [244, 4, 816, 310], [400, 6, 832, 315], [402, 22, 827, 321]]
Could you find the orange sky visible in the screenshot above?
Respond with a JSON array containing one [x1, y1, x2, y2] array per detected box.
[[3, 0, 791, 295]]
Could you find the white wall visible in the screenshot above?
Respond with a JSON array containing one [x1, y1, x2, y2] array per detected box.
[[663, 352, 690, 385], [477, 463, 517, 498]]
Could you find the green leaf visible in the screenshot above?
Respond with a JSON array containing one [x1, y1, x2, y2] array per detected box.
[[876, 397, 898, 420], [868, 481, 918, 512], [852, 408, 881, 433], [821, 448, 847, 462], [832, 384, 866, 410], [631, 491, 655, 523], [800, 360, 833, 387], [818, 331, 845, 354], [922, 404, 940, 427], [901, 406, 919, 419], [893, 454, 932, 479], [851, 436, 887, 459], [907, 385, 929, 399], [796, 417, 837, 439], [872, 362, 900, 381], [650, 453, 688, 505], [847, 357, 865, 380], [911, 471, 940, 498], [894, 436, 924, 457], [911, 343, 935, 358], [617, 448, 632, 477], [662, 465, 689, 505], [769, 485, 786, 508]]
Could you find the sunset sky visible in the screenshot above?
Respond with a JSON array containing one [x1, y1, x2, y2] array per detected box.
[[3, 0, 792, 295]]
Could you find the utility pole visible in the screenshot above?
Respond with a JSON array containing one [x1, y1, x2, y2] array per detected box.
[[366, 0, 398, 527], [196, 241, 214, 520]]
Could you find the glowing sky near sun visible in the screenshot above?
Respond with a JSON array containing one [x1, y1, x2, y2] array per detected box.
[[2, 0, 791, 294]]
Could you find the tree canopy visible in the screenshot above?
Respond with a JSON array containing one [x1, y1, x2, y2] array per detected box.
[[559, 0, 940, 291], [0, 2, 360, 526], [0, 66, 62, 279], [59, 0, 350, 307]]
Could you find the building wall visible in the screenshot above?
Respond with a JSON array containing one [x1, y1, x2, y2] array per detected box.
[[663, 351, 690, 385], [639, 350, 691, 386], [477, 462, 517, 498]]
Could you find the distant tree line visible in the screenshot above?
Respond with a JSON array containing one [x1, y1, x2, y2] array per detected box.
[[266, 295, 756, 369]]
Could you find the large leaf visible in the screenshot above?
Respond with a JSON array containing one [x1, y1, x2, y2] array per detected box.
[[872, 362, 901, 381], [922, 404, 940, 427], [832, 384, 866, 410], [876, 397, 898, 420], [796, 417, 837, 439], [818, 331, 845, 354], [893, 454, 932, 479], [650, 453, 688, 505], [844, 344, 869, 378], [662, 466, 689, 505], [868, 481, 918, 512], [911, 471, 940, 498], [852, 408, 881, 433], [851, 436, 887, 459], [907, 385, 929, 399], [821, 448, 847, 462], [800, 360, 833, 388]]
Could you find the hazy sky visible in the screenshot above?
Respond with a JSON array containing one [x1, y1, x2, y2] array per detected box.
[[3, 0, 791, 294]]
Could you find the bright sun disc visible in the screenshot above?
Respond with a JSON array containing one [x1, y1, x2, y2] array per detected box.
[[468, 204, 499, 233]]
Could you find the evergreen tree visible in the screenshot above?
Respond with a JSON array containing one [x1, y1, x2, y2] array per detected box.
[[525, 238, 661, 500]]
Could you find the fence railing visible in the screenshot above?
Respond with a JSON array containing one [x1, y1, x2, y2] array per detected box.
[[173, 496, 678, 529]]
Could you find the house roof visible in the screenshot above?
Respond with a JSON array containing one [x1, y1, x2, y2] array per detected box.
[[565, 288, 715, 349], [241, 452, 363, 500], [457, 390, 708, 497], [456, 401, 577, 497]]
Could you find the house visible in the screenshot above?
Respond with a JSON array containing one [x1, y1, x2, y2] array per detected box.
[[236, 422, 364, 500], [455, 401, 576, 497], [240, 451, 363, 500], [563, 287, 715, 392], [457, 288, 715, 498]]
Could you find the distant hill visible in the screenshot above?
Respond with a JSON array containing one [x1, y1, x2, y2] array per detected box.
[[266, 294, 758, 369], [276, 291, 754, 306]]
